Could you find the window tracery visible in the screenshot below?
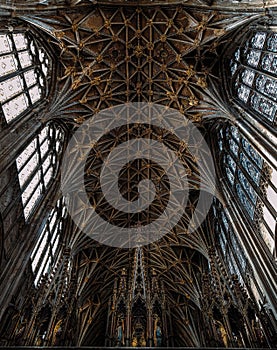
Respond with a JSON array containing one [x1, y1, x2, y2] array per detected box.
[[213, 198, 267, 305], [229, 30, 277, 124], [221, 125, 262, 219], [213, 199, 248, 285], [0, 30, 51, 124], [217, 124, 276, 256], [30, 198, 67, 286], [16, 124, 64, 220]]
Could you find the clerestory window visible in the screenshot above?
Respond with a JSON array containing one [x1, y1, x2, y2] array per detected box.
[[229, 30, 277, 125], [0, 31, 51, 124], [213, 199, 248, 285], [213, 199, 264, 303], [16, 124, 64, 220], [30, 197, 67, 286], [217, 125, 276, 257]]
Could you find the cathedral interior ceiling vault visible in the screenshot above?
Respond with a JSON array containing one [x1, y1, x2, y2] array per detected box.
[[7, 3, 268, 301], [0, 2, 275, 345], [15, 4, 265, 125]]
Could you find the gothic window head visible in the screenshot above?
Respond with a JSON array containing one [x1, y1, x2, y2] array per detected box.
[[228, 29, 277, 125], [0, 29, 51, 125]]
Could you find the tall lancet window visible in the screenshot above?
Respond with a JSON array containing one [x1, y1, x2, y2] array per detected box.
[[16, 124, 64, 220], [217, 125, 276, 257], [0, 30, 51, 124], [229, 30, 277, 125], [30, 198, 67, 286], [213, 199, 248, 285]]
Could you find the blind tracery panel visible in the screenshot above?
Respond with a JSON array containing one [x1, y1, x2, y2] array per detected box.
[[16, 124, 64, 220], [0, 31, 51, 124], [230, 30, 277, 124]]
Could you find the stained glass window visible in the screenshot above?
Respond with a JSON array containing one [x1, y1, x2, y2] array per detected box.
[[229, 30, 277, 124], [30, 198, 66, 286], [218, 124, 276, 256], [220, 125, 261, 220], [213, 199, 247, 285], [0, 31, 51, 124], [16, 124, 64, 220], [260, 168, 277, 255]]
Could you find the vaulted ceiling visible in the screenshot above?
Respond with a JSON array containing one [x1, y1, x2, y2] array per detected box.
[[3, 1, 272, 346], [17, 2, 263, 125]]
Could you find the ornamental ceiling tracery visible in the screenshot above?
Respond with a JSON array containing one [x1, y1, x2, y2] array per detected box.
[[18, 5, 261, 124], [1, 3, 273, 346]]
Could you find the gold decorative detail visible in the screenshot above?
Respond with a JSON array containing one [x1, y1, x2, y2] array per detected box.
[[214, 28, 226, 37], [71, 79, 81, 90], [167, 19, 174, 28], [197, 77, 207, 88], [54, 30, 65, 39], [135, 45, 143, 57], [135, 30, 142, 38], [147, 42, 154, 51], [136, 82, 142, 94], [72, 23, 78, 32], [176, 54, 182, 64], [90, 77, 101, 86], [177, 26, 184, 35], [104, 19, 111, 28], [160, 34, 167, 42], [189, 96, 199, 106], [96, 55, 103, 63], [191, 114, 202, 123], [79, 97, 88, 104], [185, 66, 196, 78], [193, 38, 201, 47], [110, 63, 116, 71], [83, 67, 94, 76], [64, 66, 76, 77], [161, 64, 167, 72], [197, 22, 207, 31], [132, 336, 138, 347], [74, 116, 85, 124], [166, 91, 177, 101], [93, 27, 100, 35], [178, 77, 188, 85]]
